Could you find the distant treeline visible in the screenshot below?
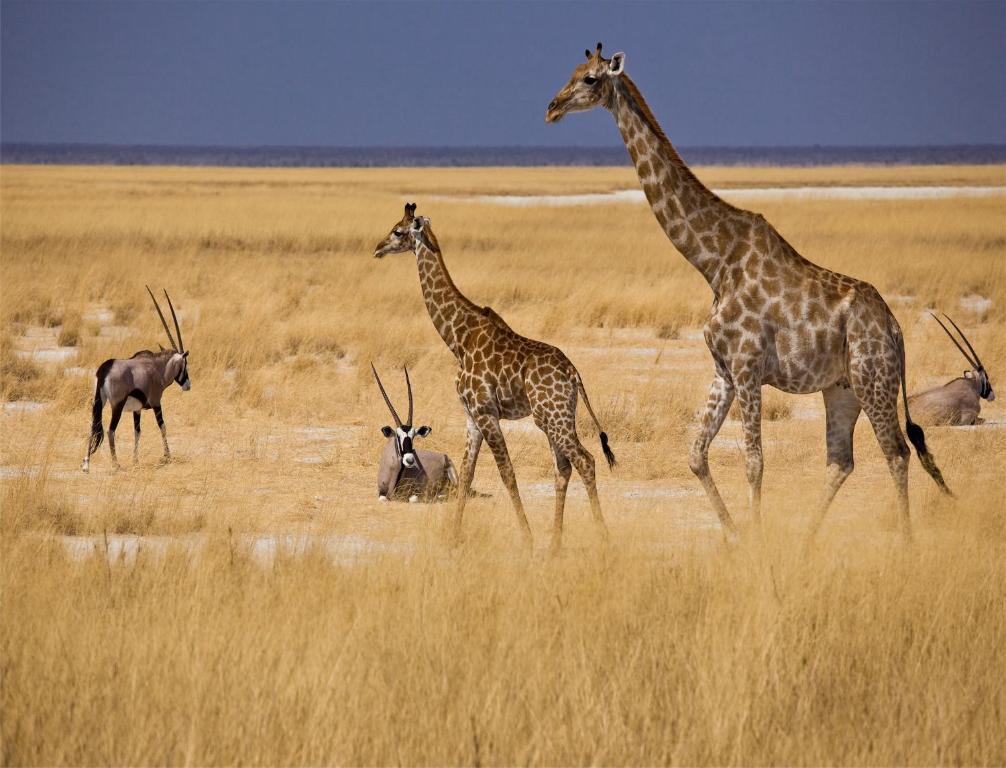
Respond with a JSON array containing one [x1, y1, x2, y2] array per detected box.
[[3, 143, 1005, 167]]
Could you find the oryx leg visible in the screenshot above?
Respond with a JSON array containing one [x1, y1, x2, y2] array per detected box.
[[689, 371, 738, 538], [133, 412, 142, 464], [452, 413, 483, 537], [153, 405, 171, 463], [734, 370, 764, 526], [807, 384, 861, 541], [107, 400, 125, 469]]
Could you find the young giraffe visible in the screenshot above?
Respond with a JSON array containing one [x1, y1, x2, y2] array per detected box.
[[547, 44, 951, 540], [374, 203, 615, 550]]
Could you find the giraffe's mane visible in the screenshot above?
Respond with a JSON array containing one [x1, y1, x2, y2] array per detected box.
[[419, 225, 482, 314], [617, 75, 742, 213]]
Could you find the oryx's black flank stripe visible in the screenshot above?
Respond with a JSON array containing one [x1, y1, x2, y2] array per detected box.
[[128, 389, 151, 409]]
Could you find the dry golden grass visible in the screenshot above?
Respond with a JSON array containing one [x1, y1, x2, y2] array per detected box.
[[1, 164, 1005, 765]]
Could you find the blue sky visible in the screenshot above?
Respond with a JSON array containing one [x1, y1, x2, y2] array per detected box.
[[2, 1, 1004, 147]]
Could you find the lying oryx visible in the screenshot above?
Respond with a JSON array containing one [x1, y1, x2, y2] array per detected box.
[[908, 313, 994, 426], [82, 287, 191, 472], [372, 364, 457, 502]]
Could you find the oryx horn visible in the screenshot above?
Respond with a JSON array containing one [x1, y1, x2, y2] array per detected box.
[[146, 285, 178, 352], [404, 365, 414, 426], [931, 312, 984, 370], [371, 363, 403, 428], [162, 289, 184, 352]]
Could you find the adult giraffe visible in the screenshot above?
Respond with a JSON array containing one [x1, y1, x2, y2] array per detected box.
[[374, 203, 615, 551], [546, 43, 951, 539]]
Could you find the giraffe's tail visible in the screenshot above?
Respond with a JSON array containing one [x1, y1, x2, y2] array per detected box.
[[895, 324, 953, 496], [575, 372, 616, 469]]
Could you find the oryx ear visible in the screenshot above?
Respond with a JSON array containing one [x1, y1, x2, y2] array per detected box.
[[182, 350, 189, 358], [964, 370, 974, 379], [608, 52, 625, 76], [416, 425, 432, 437], [381, 426, 394, 438], [158, 343, 166, 352]]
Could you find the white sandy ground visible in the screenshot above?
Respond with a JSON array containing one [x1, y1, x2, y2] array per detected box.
[[440, 185, 1006, 207]]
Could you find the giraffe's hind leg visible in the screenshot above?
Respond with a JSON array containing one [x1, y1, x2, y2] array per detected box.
[[532, 377, 607, 551], [546, 437, 572, 554], [807, 384, 862, 541], [689, 372, 738, 538], [849, 342, 912, 540]]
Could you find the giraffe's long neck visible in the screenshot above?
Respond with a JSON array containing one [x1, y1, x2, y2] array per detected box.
[[414, 237, 482, 360], [611, 76, 738, 288]]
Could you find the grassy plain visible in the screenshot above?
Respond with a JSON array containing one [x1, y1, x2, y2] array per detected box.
[[2, 163, 1005, 765]]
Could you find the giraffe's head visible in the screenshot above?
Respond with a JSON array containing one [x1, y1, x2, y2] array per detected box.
[[374, 202, 418, 258], [545, 42, 625, 123]]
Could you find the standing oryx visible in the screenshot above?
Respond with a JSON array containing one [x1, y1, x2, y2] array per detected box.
[[372, 364, 458, 502], [909, 314, 995, 426], [81, 287, 191, 472]]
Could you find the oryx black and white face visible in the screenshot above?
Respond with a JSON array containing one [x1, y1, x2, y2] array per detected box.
[[372, 362, 434, 468], [932, 312, 993, 401], [148, 285, 191, 391], [172, 351, 192, 391], [380, 424, 432, 469], [964, 368, 994, 401]]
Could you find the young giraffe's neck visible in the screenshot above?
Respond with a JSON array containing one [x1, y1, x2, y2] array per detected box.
[[414, 237, 482, 360], [611, 75, 741, 288]]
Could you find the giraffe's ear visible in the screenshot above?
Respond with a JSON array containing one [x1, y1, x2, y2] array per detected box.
[[413, 216, 429, 231], [608, 52, 625, 76]]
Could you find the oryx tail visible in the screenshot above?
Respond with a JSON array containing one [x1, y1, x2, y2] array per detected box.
[[576, 371, 616, 469], [87, 360, 112, 457]]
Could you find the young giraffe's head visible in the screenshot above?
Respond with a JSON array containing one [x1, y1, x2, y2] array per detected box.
[[545, 42, 625, 123], [374, 202, 418, 258], [374, 203, 438, 258]]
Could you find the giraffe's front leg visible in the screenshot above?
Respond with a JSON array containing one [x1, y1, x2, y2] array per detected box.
[[689, 372, 737, 538], [734, 371, 764, 526], [452, 413, 483, 540], [472, 411, 532, 546]]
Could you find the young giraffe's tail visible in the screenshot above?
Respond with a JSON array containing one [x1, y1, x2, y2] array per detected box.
[[896, 327, 953, 496], [575, 372, 616, 469]]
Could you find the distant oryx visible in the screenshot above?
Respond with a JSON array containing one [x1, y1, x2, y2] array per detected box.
[[372, 364, 457, 502], [82, 287, 191, 472], [908, 313, 994, 426]]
